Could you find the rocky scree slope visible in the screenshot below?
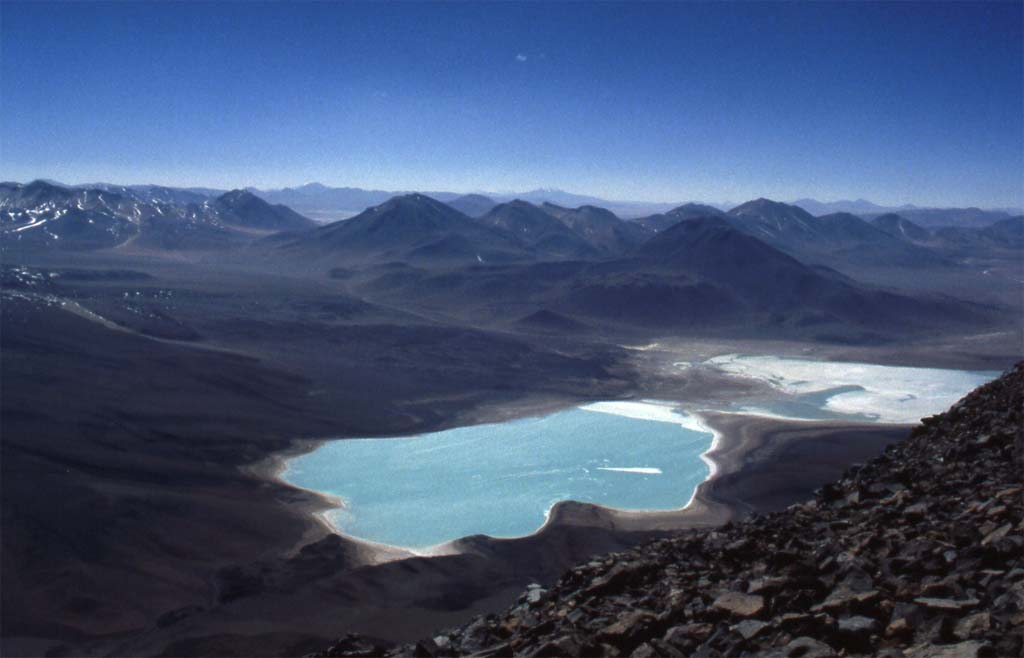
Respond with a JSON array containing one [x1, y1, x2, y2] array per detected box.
[[320, 363, 1023, 658]]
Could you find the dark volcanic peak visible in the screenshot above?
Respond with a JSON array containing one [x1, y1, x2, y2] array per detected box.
[[633, 203, 727, 232], [726, 198, 818, 239], [729, 197, 815, 219], [213, 189, 316, 231], [347, 363, 1023, 658], [724, 198, 823, 245], [637, 217, 794, 265], [539, 216, 840, 331], [480, 200, 598, 259], [276, 193, 531, 265], [544, 203, 653, 256], [573, 204, 622, 223], [376, 192, 455, 213], [633, 217, 834, 305], [217, 188, 258, 204]]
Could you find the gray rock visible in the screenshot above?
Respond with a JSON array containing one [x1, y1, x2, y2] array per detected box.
[[711, 591, 765, 618], [838, 615, 880, 635], [952, 612, 991, 640], [912, 597, 980, 612], [663, 623, 713, 647], [814, 587, 880, 612], [747, 576, 790, 594], [597, 611, 657, 649], [731, 619, 769, 640]]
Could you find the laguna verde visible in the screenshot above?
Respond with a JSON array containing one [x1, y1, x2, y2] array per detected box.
[[283, 356, 999, 550]]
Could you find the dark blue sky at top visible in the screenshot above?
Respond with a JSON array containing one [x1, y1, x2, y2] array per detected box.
[[2, 2, 1021, 206]]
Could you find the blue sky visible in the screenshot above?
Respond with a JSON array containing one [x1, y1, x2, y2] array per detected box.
[[2, 2, 1021, 207]]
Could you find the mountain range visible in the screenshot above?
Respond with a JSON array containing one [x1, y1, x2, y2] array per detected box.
[[724, 199, 950, 268], [871, 213, 1024, 254], [3, 179, 1018, 341], [5, 181, 1019, 267], [0, 181, 314, 251], [22, 179, 1019, 227], [790, 197, 1021, 227]]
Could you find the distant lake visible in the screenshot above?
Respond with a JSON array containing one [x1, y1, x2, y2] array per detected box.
[[284, 403, 712, 549], [283, 356, 1000, 549]]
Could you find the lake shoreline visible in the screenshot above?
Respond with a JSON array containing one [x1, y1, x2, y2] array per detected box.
[[281, 402, 718, 550], [266, 352, 994, 561], [262, 398, 911, 575]]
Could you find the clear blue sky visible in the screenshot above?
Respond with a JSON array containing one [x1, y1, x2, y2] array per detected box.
[[2, 1, 1021, 207]]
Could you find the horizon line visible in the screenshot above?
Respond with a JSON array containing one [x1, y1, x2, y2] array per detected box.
[[4, 177, 1022, 213]]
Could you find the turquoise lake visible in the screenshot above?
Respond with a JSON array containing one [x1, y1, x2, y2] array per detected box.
[[283, 357, 1000, 550], [284, 405, 712, 549]]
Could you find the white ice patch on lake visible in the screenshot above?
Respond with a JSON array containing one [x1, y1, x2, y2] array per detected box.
[[581, 400, 708, 433], [706, 354, 999, 424]]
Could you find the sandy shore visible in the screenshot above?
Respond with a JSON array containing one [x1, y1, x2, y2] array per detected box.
[[518, 411, 908, 537]]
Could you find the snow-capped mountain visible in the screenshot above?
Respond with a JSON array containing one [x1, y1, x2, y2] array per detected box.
[[0, 181, 314, 251]]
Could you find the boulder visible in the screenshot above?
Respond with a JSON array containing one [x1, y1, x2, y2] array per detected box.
[[711, 592, 765, 619]]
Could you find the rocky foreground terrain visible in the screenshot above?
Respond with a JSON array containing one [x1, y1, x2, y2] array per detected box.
[[320, 363, 1023, 658]]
